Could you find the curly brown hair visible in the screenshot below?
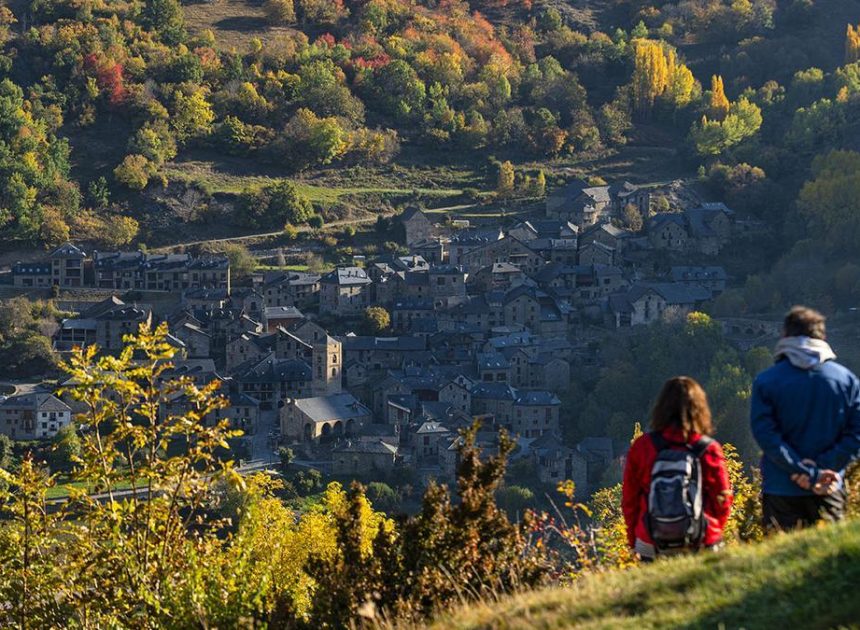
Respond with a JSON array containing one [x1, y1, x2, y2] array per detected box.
[[650, 376, 713, 439]]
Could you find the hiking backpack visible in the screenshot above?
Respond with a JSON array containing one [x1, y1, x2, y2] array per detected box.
[[646, 432, 714, 551]]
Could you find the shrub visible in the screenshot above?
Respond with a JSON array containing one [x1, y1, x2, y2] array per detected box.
[[264, 0, 296, 24], [113, 154, 153, 190]]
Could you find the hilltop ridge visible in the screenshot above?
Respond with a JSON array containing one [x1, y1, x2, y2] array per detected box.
[[426, 520, 860, 629]]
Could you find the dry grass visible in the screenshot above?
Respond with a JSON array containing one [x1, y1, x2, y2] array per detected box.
[[184, 0, 286, 52]]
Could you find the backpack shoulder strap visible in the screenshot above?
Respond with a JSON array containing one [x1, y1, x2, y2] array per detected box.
[[690, 435, 714, 458], [650, 431, 669, 452]]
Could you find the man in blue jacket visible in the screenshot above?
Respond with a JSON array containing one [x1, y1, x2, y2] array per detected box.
[[750, 306, 860, 531]]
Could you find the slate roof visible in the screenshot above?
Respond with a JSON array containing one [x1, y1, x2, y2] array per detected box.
[[0, 392, 70, 413], [50, 242, 86, 258], [685, 204, 734, 238], [670, 266, 728, 283], [610, 282, 711, 312], [233, 353, 311, 382], [333, 439, 397, 455], [649, 213, 687, 231], [293, 393, 371, 423], [415, 421, 451, 435], [262, 271, 321, 287], [514, 390, 561, 406], [470, 383, 517, 401], [477, 352, 509, 370], [264, 306, 304, 320], [400, 206, 429, 223], [341, 336, 427, 352], [449, 227, 504, 245], [12, 261, 51, 275], [320, 267, 371, 286]]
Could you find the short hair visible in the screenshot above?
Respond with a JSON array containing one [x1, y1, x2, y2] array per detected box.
[[783, 306, 826, 340], [650, 376, 713, 439]]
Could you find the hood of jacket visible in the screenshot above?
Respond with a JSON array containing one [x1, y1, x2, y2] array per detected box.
[[774, 336, 836, 370]]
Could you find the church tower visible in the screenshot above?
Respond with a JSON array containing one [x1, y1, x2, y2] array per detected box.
[[312, 335, 342, 396]]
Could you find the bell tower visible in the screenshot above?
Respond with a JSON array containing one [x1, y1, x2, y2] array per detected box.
[[312, 335, 342, 396]]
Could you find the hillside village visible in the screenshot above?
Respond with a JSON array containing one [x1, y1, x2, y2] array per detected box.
[[0, 175, 779, 497]]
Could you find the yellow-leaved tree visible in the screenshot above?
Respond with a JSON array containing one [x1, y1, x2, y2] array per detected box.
[[846, 23, 860, 64], [632, 39, 699, 115], [0, 323, 392, 627], [708, 75, 730, 121]]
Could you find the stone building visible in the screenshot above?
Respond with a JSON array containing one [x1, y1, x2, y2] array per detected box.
[[0, 392, 72, 440]]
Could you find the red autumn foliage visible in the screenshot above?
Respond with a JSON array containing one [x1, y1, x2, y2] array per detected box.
[[83, 53, 127, 106], [316, 32, 337, 47], [352, 52, 391, 70]]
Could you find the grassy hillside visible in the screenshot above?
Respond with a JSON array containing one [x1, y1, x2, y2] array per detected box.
[[426, 521, 860, 630]]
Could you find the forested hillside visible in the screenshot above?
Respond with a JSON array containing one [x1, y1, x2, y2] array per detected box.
[[0, 0, 857, 253]]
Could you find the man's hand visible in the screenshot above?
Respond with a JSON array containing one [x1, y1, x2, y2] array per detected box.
[[812, 469, 841, 496], [791, 459, 841, 495], [791, 458, 817, 491]]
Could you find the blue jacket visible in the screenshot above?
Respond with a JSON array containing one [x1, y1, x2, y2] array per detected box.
[[750, 358, 860, 496]]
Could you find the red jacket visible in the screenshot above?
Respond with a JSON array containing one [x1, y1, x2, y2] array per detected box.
[[622, 427, 733, 548]]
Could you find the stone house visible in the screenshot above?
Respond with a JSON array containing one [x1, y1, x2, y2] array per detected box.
[[428, 265, 467, 307], [319, 267, 373, 316], [578, 241, 616, 266], [172, 322, 211, 359], [413, 421, 452, 462], [648, 214, 689, 251], [263, 306, 305, 332], [258, 271, 321, 309], [459, 236, 545, 275], [528, 239, 579, 265], [181, 288, 229, 311], [579, 223, 631, 253], [341, 336, 427, 373], [0, 392, 72, 440], [438, 380, 471, 413], [390, 299, 435, 334], [528, 354, 571, 393], [11, 260, 53, 289], [54, 297, 152, 353], [511, 390, 561, 438], [447, 228, 504, 268], [477, 352, 510, 384], [685, 203, 734, 255], [508, 219, 579, 244], [399, 207, 434, 247], [412, 239, 445, 265], [546, 179, 612, 226], [467, 263, 527, 293], [670, 266, 728, 296], [470, 383, 517, 427], [530, 432, 588, 489], [49, 242, 87, 288], [331, 439, 399, 476], [608, 283, 711, 328], [232, 353, 312, 409], [93, 251, 230, 292]]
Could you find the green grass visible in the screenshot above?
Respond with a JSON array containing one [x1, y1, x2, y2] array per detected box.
[[162, 162, 464, 204], [47, 477, 135, 499], [255, 264, 311, 272], [425, 520, 860, 630]]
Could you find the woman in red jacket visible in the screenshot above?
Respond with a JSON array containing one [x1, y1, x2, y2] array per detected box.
[[622, 376, 733, 561]]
